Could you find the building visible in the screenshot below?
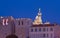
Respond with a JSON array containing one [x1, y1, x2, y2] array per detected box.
[[29, 24, 55, 38], [0, 16, 15, 38], [15, 18, 32, 38], [54, 24, 60, 38], [0, 16, 32, 38], [0, 8, 60, 38], [29, 8, 60, 38]]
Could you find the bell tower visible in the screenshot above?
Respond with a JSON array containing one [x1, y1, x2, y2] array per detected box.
[[33, 8, 43, 25]]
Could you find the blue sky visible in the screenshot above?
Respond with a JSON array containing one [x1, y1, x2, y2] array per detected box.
[[0, 0, 60, 24]]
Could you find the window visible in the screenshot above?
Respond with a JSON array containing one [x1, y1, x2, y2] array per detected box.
[[22, 21, 23, 25], [2, 19, 5, 25], [35, 28, 37, 32], [18, 21, 20, 25], [43, 34, 45, 37], [51, 34, 52, 38], [47, 34, 48, 37], [47, 28, 48, 31], [43, 28, 45, 31], [31, 29, 33, 32], [50, 28, 53, 31], [2, 19, 9, 25], [39, 28, 41, 31], [6, 19, 8, 25]]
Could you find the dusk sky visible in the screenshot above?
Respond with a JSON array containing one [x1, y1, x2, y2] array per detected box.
[[0, 0, 60, 24]]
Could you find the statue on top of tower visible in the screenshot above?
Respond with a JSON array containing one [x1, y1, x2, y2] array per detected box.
[[33, 8, 43, 25]]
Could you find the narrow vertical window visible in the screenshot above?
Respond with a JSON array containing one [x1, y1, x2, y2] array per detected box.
[[22, 21, 23, 25], [39, 28, 41, 31], [43, 34, 45, 37], [18, 21, 20, 25], [2, 19, 5, 25], [6, 19, 8, 25], [35, 28, 37, 32], [47, 28, 48, 32], [50, 28, 53, 31], [31, 29, 33, 32], [47, 34, 48, 37], [43, 28, 45, 32]]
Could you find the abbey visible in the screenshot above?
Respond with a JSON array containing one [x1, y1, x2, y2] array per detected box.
[[0, 9, 60, 38]]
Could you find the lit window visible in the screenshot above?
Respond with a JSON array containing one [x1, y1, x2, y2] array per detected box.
[[31, 29, 33, 32], [2, 19, 5, 25], [6, 19, 8, 25], [2, 19, 9, 25]]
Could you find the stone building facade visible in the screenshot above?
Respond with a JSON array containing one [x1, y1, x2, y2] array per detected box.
[[0, 16, 32, 38], [0, 9, 60, 38], [29, 8, 60, 38], [29, 24, 55, 38]]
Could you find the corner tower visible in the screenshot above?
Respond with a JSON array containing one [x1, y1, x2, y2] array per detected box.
[[33, 8, 43, 25]]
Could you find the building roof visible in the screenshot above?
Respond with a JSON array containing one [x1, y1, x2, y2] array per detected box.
[[31, 24, 56, 27]]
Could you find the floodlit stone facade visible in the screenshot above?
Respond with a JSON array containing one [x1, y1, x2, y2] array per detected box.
[[0, 16, 32, 38], [29, 24, 55, 38], [0, 9, 60, 38]]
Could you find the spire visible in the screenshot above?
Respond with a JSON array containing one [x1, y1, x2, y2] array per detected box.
[[38, 8, 42, 16], [33, 8, 43, 25], [39, 8, 40, 13]]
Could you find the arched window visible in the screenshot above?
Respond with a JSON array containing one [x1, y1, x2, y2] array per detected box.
[[2, 19, 9, 25]]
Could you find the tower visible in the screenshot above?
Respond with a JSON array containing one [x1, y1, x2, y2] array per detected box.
[[33, 8, 43, 25]]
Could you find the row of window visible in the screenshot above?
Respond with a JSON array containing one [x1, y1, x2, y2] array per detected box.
[[18, 21, 30, 25], [31, 28, 53, 32], [41, 33, 53, 37], [18, 21, 23, 25], [31, 33, 53, 38], [1, 19, 30, 25]]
